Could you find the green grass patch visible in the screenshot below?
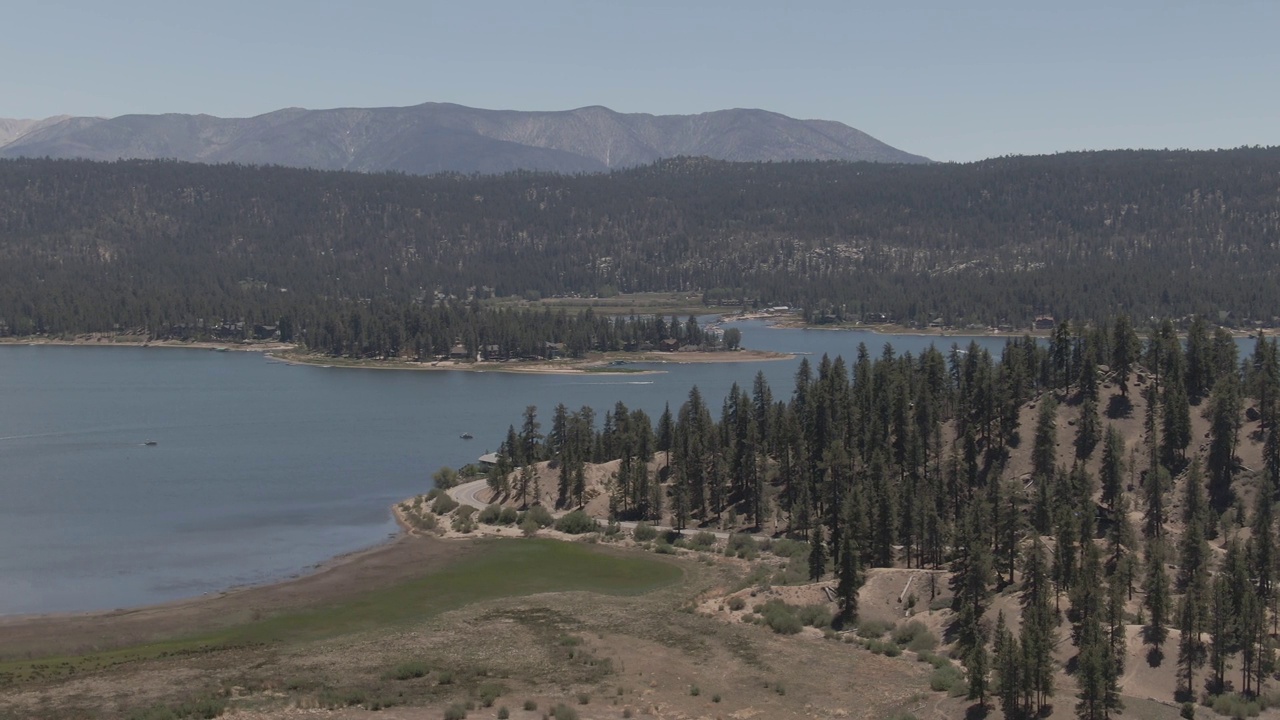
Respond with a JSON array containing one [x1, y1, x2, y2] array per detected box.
[[0, 539, 680, 685]]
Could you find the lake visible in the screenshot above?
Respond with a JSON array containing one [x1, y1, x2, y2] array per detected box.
[[0, 321, 1129, 614]]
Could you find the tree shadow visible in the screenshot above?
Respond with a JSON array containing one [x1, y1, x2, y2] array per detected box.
[[1105, 394, 1133, 419], [964, 703, 989, 720], [1146, 646, 1165, 668]]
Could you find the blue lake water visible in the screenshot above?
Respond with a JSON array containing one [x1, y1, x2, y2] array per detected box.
[[0, 321, 1089, 614]]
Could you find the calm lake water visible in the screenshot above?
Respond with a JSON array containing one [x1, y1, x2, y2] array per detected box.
[[0, 322, 1069, 614]]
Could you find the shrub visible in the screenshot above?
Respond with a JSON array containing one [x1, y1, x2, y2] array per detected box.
[[604, 519, 621, 537], [390, 660, 428, 680], [929, 664, 965, 694], [865, 639, 902, 656], [758, 599, 803, 635], [432, 493, 459, 515], [477, 504, 502, 524], [632, 522, 658, 541], [443, 703, 467, 720], [796, 603, 832, 628], [916, 651, 951, 669], [856, 618, 896, 639], [1180, 702, 1196, 719], [497, 707, 510, 720], [436, 670, 453, 685], [653, 540, 677, 554], [478, 683, 505, 707], [770, 538, 809, 558], [689, 685, 700, 696], [526, 504, 554, 527], [519, 516, 540, 536], [555, 509, 599, 534], [726, 533, 757, 558], [892, 620, 937, 651], [451, 512, 475, 533], [552, 704, 580, 720], [433, 466, 459, 489], [712, 693, 721, 703], [576, 692, 590, 705], [1210, 694, 1261, 718], [498, 506, 519, 525], [690, 531, 717, 549], [412, 511, 438, 531], [523, 700, 537, 711], [727, 596, 746, 611]]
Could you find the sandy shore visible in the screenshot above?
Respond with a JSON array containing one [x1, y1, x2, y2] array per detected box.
[[269, 348, 792, 375], [0, 335, 294, 352]]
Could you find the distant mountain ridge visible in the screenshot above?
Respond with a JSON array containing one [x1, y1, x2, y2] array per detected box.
[[0, 103, 929, 174]]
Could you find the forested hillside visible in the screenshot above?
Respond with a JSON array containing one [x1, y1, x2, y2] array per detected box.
[[1, 149, 1279, 348], [483, 318, 1280, 716]]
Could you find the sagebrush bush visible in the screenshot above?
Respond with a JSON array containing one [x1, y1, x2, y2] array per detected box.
[[856, 618, 896, 639], [769, 538, 809, 558], [632, 522, 658, 541], [726, 533, 757, 558], [758, 599, 803, 635], [477, 504, 502, 524], [526, 504, 554, 527], [432, 493, 459, 515], [390, 660, 428, 680], [691, 531, 717, 549], [555, 509, 599, 534], [892, 620, 937, 651], [498, 506, 519, 525]]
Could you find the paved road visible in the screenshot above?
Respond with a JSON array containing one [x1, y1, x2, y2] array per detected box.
[[445, 477, 749, 540]]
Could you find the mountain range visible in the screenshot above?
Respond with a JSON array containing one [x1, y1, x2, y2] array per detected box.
[[0, 103, 929, 174]]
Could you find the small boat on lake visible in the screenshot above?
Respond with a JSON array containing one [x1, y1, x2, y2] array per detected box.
[[459, 433, 474, 440], [143, 440, 158, 446]]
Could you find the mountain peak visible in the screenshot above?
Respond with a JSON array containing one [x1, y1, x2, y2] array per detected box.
[[0, 103, 929, 173]]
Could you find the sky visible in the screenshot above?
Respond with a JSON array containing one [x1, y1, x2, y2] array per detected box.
[[1, 0, 1276, 162]]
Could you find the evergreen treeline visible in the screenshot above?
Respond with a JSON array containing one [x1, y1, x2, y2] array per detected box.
[[3, 149, 1280, 341], [492, 319, 1280, 717]]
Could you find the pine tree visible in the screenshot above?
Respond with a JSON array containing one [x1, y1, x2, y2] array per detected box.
[[965, 630, 990, 708], [835, 533, 862, 626], [1176, 590, 1206, 699], [1112, 315, 1140, 397], [1076, 395, 1101, 460], [1206, 372, 1243, 512], [1032, 396, 1059, 482], [808, 523, 826, 582], [993, 611, 1022, 719], [1099, 425, 1125, 513], [1142, 539, 1171, 658], [1020, 537, 1057, 714]]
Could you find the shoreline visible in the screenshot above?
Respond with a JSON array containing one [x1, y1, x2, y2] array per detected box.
[[0, 335, 293, 353], [267, 348, 793, 375], [0, 506, 481, 660]]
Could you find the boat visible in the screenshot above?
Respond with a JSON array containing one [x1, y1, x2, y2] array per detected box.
[[459, 433, 474, 440], [144, 440, 158, 446]]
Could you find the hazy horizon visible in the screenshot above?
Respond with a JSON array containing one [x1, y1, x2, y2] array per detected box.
[[2, 0, 1277, 162]]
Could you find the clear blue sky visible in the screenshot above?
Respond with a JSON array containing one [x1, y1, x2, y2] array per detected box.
[[2, 0, 1276, 162]]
